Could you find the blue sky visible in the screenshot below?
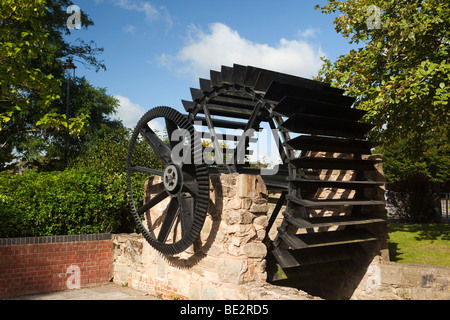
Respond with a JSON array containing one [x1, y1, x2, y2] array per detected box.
[[64, 0, 356, 129]]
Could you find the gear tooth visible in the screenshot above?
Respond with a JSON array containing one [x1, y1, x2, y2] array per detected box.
[[126, 105, 210, 256]]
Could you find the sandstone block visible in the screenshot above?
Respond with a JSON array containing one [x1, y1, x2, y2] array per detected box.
[[249, 203, 269, 214], [218, 258, 248, 284], [253, 215, 268, 228], [202, 286, 218, 300], [242, 243, 267, 259], [241, 198, 252, 210], [227, 198, 242, 210], [224, 210, 254, 225]]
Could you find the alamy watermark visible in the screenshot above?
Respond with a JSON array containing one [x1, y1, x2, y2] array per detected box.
[[165, 124, 280, 175], [66, 264, 81, 289], [366, 5, 381, 30], [66, 5, 81, 30]]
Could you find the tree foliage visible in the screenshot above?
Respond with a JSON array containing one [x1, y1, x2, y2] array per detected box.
[[17, 77, 122, 171], [0, 0, 109, 169], [386, 172, 441, 223], [73, 126, 163, 175], [315, 0, 449, 181], [376, 130, 450, 182], [0, 0, 61, 131]]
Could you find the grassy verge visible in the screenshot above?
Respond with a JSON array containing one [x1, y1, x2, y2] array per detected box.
[[388, 223, 450, 267]]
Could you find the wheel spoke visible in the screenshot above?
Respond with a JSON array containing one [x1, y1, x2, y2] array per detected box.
[[140, 124, 172, 164], [181, 164, 198, 197], [157, 197, 179, 242], [179, 194, 194, 238], [130, 165, 163, 176], [165, 118, 179, 149], [137, 189, 169, 215], [182, 180, 198, 197]]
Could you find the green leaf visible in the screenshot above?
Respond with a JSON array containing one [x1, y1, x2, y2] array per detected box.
[[315, 0, 450, 182]]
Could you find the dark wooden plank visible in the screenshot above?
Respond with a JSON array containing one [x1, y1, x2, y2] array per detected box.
[[274, 96, 366, 120], [296, 229, 378, 248], [265, 81, 355, 106], [289, 178, 383, 189], [271, 244, 367, 269], [287, 195, 385, 207], [243, 66, 262, 88], [209, 95, 257, 110], [279, 228, 378, 249], [181, 100, 196, 112], [290, 157, 380, 170], [261, 175, 289, 190], [272, 248, 300, 269], [280, 113, 374, 139], [283, 212, 385, 229], [253, 68, 342, 95], [232, 64, 247, 86], [285, 135, 377, 154], [199, 78, 212, 92], [221, 65, 233, 84], [210, 70, 222, 87], [193, 116, 249, 130], [190, 88, 203, 102], [283, 212, 313, 228], [196, 103, 255, 119], [277, 228, 308, 249]]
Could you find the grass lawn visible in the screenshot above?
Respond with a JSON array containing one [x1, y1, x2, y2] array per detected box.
[[388, 223, 450, 267]]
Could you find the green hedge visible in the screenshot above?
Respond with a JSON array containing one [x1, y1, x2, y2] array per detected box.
[[0, 169, 145, 237]]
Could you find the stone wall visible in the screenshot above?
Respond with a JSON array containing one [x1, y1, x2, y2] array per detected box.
[[112, 233, 319, 300], [113, 232, 450, 300], [112, 172, 449, 300], [112, 173, 318, 300], [352, 256, 450, 300]]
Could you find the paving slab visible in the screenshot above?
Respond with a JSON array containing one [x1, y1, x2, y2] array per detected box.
[[7, 283, 159, 300]]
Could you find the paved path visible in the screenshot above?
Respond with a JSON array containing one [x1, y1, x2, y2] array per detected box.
[[7, 283, 159, 300]]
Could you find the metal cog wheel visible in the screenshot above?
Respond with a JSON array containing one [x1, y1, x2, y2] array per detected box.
[[126, 106, 209, 255]]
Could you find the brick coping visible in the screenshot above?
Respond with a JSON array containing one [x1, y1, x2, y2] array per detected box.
[[0, 233, 112, 246]]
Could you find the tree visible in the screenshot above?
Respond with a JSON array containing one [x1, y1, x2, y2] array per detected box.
[[315, 0, 450, 181], [0, 0, 61, 142], [16, 77, 122, 170], [376, 130, 450, 182], [385, 172, 441, 223], [73, 127, 164, 175], [0, 0, 112, 170]]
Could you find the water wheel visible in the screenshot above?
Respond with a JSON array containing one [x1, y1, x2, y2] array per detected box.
[[126, 65, 387, 284]]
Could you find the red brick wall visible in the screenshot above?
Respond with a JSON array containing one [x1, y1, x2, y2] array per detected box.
[[0, 234, 113, 299]]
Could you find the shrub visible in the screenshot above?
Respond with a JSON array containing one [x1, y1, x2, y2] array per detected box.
[[386, 172, 441, 223], [0, 168, 145, 237], [73, 126, 163, 175]]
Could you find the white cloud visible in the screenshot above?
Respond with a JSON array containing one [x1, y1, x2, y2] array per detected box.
[[297, 27, 321, 38], [112, 95, 167, 135], [122, 24, 136, 35], [115, 0, 158, 21], [114, 0, 173, 29], [157, 23, 325, 80], [158, 6, 173, 30], [113, 95, 146, 128]]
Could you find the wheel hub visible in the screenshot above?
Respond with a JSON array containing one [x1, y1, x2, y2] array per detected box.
[[163, 164, 181, 194]]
